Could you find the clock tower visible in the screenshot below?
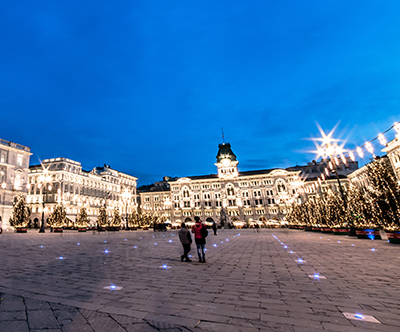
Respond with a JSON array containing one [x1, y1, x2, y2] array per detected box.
[[215, 143, 239, 179]]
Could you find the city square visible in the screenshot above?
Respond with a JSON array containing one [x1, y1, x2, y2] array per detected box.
[[1, 228, 399, 331], [2, 1, 400, 331]]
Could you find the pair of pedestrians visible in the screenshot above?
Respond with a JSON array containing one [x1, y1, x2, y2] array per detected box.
[[179, 216, 208, 263]]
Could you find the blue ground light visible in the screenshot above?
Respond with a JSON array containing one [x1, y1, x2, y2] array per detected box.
[[77, 243, 80, 245], [59, 256, 64, 260], [40, 245, 43, 248], [355, 314, 365, 319]]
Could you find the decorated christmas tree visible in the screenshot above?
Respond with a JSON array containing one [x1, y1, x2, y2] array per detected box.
[[97, 206, 108, 228], [364, 157, 400, 231], [110, 207, 122, 227], [48, 204, 66, 228], [128, 210, 140, 228], [76, 207, 89, 229], [325, 190, 346, 228], [9, 195, 30, 229]]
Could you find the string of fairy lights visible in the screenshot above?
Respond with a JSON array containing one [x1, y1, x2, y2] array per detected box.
[[306, 121, 400, 191]]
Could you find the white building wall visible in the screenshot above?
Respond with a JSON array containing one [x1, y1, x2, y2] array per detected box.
[[0, 138, 32, 231]]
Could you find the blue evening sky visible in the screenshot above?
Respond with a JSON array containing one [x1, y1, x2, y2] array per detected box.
[[1, 1, 400, 185]]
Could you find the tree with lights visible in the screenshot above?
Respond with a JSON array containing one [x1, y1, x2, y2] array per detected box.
[[110, 207, 121, 229], [76, 207, 89, 230], [48, 204, 66, 230], [325, 190, 346, 229], [9, 195, 30, 231], [97, 206, 108, 230], [364, 157, 400, 231]]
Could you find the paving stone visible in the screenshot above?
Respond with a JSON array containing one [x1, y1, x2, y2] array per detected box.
[[0, 310, 26, 320], [196, 321, 259, 332], [0, 320, 29, 332], [123, 323, 159, 332], [27, 309, 60, 330], [0, 294, 25, 311]]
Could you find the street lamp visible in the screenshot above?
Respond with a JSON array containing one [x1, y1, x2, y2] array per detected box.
[[315, 131, 347, 205], [1, 182, 6, 230], [121, 189, 132, 230], [38, 170, 52, 233]]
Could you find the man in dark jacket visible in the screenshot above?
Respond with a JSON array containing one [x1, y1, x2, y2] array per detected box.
[[179, 222, 192, 262]]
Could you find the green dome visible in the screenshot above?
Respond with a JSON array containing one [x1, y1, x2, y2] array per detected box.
[[216, 143, 237, 163]]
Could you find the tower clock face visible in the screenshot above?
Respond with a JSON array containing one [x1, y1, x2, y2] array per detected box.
[[221, 158, 230, 167]]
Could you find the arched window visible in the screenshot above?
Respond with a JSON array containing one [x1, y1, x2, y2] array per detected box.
[[182, 186, 190, 198], [226, 184, 235, 196], [276, 179, 286, 193]]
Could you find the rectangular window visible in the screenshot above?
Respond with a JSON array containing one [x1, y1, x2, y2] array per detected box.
[[144, 196, 150, 202], [17, 155, 23, 167], [154, 196, 159, 202]]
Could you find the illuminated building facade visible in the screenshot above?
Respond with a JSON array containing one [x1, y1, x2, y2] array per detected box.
[[140, 143, 302, 226], [0, 138, 32, 230], [382, 135, 400, 182], [27, 158, 137, 228]]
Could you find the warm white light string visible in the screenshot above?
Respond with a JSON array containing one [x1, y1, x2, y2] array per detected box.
[[310, 121, 399, 189], [346, 121, 400, 161]]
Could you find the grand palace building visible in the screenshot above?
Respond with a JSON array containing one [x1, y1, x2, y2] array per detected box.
[[27, 158, 137, 227], [140, 143, 307, 227]]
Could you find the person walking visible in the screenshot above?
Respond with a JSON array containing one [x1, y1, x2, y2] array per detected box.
[[179, 222, 192, 262], [192, 216, 207, 263], [212, 221, 217, 235]]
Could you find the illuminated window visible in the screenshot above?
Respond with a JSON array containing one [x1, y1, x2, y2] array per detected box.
[[17, 155, 23, 167], [226, 185, 235, 196], [183, 187, 190, 198]]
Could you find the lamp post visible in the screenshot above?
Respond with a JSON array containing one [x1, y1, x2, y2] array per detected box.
[[1, 182, 6, 230], [121, 189, 132, 230], [316, 134, 347, 206], [38, 170, 52, 233]]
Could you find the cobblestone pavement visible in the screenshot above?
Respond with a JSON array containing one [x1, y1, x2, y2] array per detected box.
[[0, 228, 399, 331]]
